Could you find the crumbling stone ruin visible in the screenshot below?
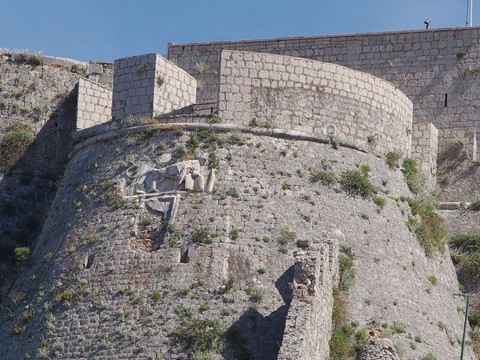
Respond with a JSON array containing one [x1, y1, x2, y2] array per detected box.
[[1, 27, 480, 359]]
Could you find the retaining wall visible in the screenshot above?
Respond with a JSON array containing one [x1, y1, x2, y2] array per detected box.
[[112, 54, 196, 121], [77, 78, 112, 130], [219, 50, 413, 156], [278, 240, 338, 360]]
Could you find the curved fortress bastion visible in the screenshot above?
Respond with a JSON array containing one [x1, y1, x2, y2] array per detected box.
[[218, 50, 413, 157], [0, 30, 477, 359]]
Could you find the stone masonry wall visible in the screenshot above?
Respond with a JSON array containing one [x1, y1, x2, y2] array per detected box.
[[153, 54, 197, 118], [411, 123, 439, 183], [112, 54, 196, 121], [278, 240, 338, 360], [170, 27, 480, 199], [0, 124, 474, 359], [169, 28, 480, 132], [219, 50, 413, 157], [76, 78, 112, 130]]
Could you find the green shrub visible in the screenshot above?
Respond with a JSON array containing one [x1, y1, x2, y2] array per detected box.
[[457, 50, 466, 59], [332, 292, 348, 329], [14, 247, 30, 262], [373, 196, 386, 209], [60, 289, 75, 303], [249, 287, 265, 303], [329, 292, 355, 359], [461, 252, 480, 281], [428, 275, 438, 286], [385, 150, 402, 169], [340, 168, 376, 198], [191, 228, 214, 244], [0, 123, 35, 169], [449, 233, 480, 281], [360, 164, 370, 176], [226, 187, 239, 198], [71, 64, 87, 76], [12, 325, 25, 335], [310, 170, 336, 185], [14, 50, 45, 66], [174, 318, 225, 356], [151, 291, 163, 303], [229, 228, 239, 240], [277, 229, 296, 247], [420, 353, 437, 360], [407, 197, 447, 257], [402, 158, 426, 195], [329, 329, 353, 360], [209, 114, 222, 124], [339, 253, 355, 291]]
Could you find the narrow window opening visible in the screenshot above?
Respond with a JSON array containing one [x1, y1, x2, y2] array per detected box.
[[445, 94, 448, 107], [84, 254, 95, 269], [180, 249, 189, 264]]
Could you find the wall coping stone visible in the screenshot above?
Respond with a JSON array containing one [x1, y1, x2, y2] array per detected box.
[[69, 123, 367, 160], [169, 26, 480, 49]]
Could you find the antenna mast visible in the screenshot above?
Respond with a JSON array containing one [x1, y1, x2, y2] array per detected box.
[[467, 0, 473, 27]]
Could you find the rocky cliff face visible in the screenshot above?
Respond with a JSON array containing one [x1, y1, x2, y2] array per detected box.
[[0, 51, 113, 305], [0, 122, 473, 359]]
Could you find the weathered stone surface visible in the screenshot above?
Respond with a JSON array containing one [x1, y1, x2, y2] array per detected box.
[[358, 337, 400, 360], [0, 129, 473, 359]]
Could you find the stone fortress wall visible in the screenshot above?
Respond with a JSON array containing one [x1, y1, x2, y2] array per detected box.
[[219, 50, 413, 157], [278, 240, 338, 360], [168, 27, 480, 133], [111, 53, 196, 121], [77, 78, 113, 130], [169, 27, 480, 184], [2, 28, 480, 360]]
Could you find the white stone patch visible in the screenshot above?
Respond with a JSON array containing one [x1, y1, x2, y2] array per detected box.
[[123, 159, 215, 195]]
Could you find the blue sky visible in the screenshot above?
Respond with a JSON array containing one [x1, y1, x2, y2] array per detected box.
[[0, 0, 475, 63]]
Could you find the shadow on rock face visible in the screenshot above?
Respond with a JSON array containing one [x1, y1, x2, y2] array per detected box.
[[224, 267, 294, 359]]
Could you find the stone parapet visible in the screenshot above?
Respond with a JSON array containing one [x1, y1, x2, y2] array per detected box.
[[218, 50, 413, 157], [77, 78, 113, 130], [112, 53, 196, 121]]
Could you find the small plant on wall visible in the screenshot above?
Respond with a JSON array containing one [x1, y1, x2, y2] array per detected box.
[[194, 61, 209, 75], [156, 74, 165, 87]]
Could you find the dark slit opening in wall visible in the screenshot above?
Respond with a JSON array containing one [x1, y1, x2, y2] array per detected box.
[[445, 94, 448, 107], [85, 254, 95, 269], [180, 248, 189, 263]]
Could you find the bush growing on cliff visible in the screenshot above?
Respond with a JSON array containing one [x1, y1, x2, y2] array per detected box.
[[191, 228, 215, 244], [402, 159, 446, 256], [340, 167, 376, 198], [385, 150, 402, 169], [449, 233, 480, 281], [14, 247, 30, 262], [277, 229, 296, 253], [402, 158, 426, 195], [0, 122, 35, 170], [339, 251, 356, 291], [173, 318, 225, 356], [407, 198, 446, 257], [13, 50, 45, 66], [310, 170, 336, 185]]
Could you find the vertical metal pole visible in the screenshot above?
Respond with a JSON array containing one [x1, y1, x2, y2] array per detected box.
[[471, 0, 474, 27], [461, 295, 470, 360], [467, 0, 473, 27]]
